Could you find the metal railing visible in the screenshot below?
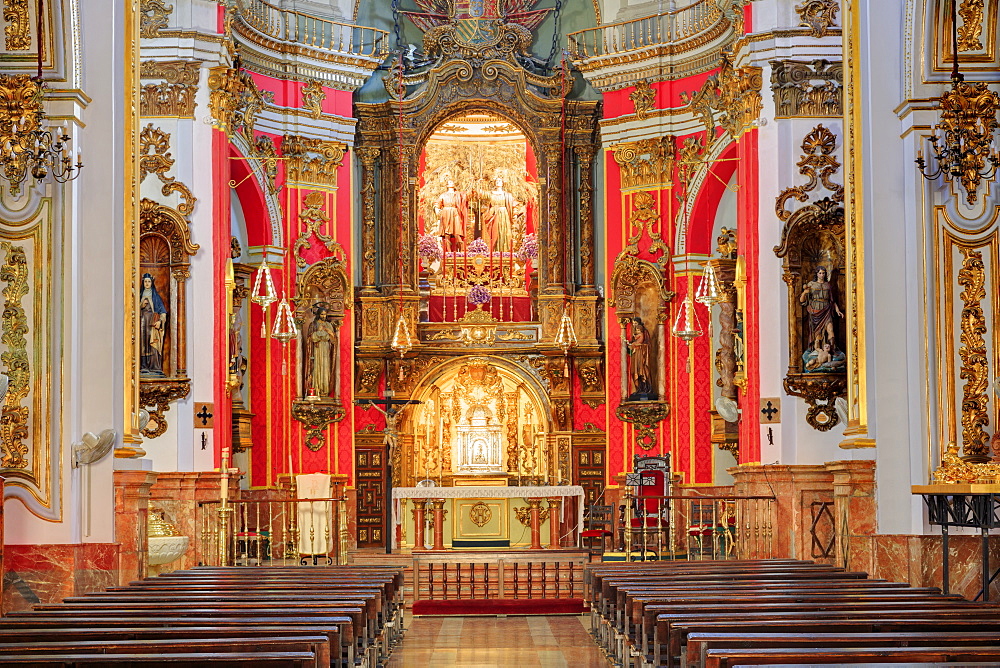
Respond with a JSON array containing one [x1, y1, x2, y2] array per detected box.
[[567, 0, 724, 61], [197, 496, 348, 567], [618, 494, 775, 560], [237, 0, 389, 59]]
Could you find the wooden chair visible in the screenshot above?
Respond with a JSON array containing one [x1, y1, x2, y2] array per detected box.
[[580, 504, 614, 554]]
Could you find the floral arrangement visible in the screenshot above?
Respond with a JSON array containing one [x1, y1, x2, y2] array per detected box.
[[515, 233, 538, 261], [467, 284, 492, 305], [467, 238, 489, 255], [417, 234, 441, 260]]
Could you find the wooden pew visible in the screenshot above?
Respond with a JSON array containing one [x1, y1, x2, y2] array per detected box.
[[0, 637, 328, 668], [686, 631, 1000, 668], [0, 652, 318, 666], [704, 645, 1000, 667]]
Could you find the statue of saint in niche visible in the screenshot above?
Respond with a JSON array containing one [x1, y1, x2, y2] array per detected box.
[[482, 176, 517, 252], [139, 273, 168, 375], [799, 266, 845, 372], [435, 178, 468, 252], [305, 303, 337, 397], [626, 316, 655, 400]]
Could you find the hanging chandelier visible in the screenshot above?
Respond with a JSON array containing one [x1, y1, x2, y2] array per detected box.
[[0, 0, 83, 196], [671, 293, 703, 344], [554, 303, 578, 354], [915, 0, 1000, 205]]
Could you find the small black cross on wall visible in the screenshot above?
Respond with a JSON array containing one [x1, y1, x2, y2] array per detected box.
[[760, 400, 779, 422], [196, 405, 214, 426]]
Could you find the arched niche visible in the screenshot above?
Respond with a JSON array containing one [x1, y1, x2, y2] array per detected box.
[[138, 198, 199, 439], [610, 256, 671, 401], [395, 355, 554, 488]]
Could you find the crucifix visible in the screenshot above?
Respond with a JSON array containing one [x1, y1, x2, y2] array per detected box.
[[354, 359, 421, 553]]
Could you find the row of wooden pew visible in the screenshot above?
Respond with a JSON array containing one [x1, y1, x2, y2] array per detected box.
[[0, 565, 405, 667], [585, 558, 1000, 668]]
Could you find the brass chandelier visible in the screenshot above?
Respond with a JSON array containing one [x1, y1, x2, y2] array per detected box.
[[915, 0, 999, 205], [0, 0, 83, 196]]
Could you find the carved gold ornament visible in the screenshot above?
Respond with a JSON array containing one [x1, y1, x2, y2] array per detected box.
[[795, 0, 839, 37], [292, 190, 339, 269], [627, 191, 670, 268], [207, 63, 271, 140], [0, 243, 29, 469], [139, 378, 190, 439], [291, 400, 346, 451], [469, 501, 492, 527], [956, 247, 990, 461], [957, 0, 985, 52], [616, 402, 670, 451], [282, 135, 347, 190], [139, 124, 196, 217], [140, 0, 173, 38], [3, 0, 29, 50], [140, 60, 200, 85], [932, 442, 1000, 483], [301, 80, 325, 119], [611, 136, 676, 191], [770, 60, 843, 118], [630, 80, 656, 119], [140, 83, 197, 117], [682, 58, 762, 139], [0, 74, 41, 195], [513, 505, 549, 527]]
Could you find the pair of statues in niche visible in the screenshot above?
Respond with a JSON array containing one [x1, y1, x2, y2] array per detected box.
[[800, 265, 845, 373], [432, 175, 520, 252]]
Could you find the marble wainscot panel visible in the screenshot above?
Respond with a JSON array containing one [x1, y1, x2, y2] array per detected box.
[[2, 542, 118, 614], [114, 470, 158, 585], [149, 471, 231, 573]]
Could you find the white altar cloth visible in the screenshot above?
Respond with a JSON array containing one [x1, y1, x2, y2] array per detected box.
[[392, 485, 586, 548]]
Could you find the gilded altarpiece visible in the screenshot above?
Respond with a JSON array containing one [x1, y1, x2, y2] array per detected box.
[[0, 197, 55, 518], [352, 0, 602, 506]]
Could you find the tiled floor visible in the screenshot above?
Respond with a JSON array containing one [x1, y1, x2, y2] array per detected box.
[[387, 614, 609, 667]]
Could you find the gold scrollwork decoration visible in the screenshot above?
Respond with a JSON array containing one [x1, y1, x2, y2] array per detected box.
[[140, 83, 197, 117], [957, 0, 985, 52], [957, 247, 990, 461], [795, 0, 839, 37], [292, 190, 337, 269], [291, 400, 346, 451], [3, 0, 29, 50], [282, 136, 347, 190], [681, 57, 762, 139], [0, 243, 29, 469], [775, 125, 844, 221], [469, 501, 492, 527], [139, 124, 197, 217], [630, 79, 656, 119], [513, 505, 549, 527], [628, 191, 670, 268], [140, 0, 173, 38], [615, 402, 669, 451], [140, 60, 200, 85], [207, 64, 272, 141], [611, 136, 676, 191], [0, 74, 42, 197]]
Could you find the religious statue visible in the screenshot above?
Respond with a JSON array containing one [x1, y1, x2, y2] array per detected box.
[[435, 178, 467, 252], [626, 316, 654, 400], [799, 265, 843, 359], [229, 307, 247, 390], [139, 273, 168, 375], [305, 303, 337, 397], [482, 176, 517, 252]]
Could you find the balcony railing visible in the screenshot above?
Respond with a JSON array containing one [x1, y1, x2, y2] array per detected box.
[[238, 0, 389, 60], [568, 0, 724, 61]]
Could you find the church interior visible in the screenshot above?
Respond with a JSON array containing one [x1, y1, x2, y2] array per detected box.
[[1, 0, 1000, 664]]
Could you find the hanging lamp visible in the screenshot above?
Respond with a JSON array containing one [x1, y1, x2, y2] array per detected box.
[[671, 293, 703, 344], [271, 292, 298, 345], [695, 262, 723, 307], [250, 258, 278, 337], [554, 302, 578, 354], [391, 310, 414, 357]]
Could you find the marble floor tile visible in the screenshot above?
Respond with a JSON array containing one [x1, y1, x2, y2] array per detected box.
[[387, 614, 608, 667]]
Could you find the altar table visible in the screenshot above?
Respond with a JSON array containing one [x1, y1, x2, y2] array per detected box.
[[392, 485, 585, 550]]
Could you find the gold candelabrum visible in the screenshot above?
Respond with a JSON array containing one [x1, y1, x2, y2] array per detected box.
[[513, 505, 549, 527]]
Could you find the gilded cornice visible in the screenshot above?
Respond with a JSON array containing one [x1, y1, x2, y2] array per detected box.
[[141, 83, 197, 117], [282, 135, 347, 190]]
